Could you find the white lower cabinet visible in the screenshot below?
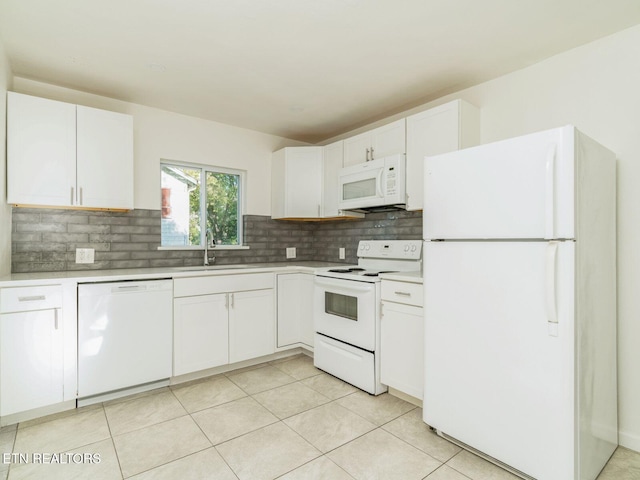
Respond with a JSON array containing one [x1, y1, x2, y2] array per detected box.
[[173, 293, 229, 376], [173, 273, 275, 376], [229, 289, 275, 363], [380, 279, 424, 400], [276, 273, 314, 349], [0, 285, 64, 416]]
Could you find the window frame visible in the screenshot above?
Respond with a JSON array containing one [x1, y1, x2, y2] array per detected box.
[[159, 160, 248, 250]]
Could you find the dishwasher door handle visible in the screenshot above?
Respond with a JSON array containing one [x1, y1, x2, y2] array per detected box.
[[111, 285, 147, 293]]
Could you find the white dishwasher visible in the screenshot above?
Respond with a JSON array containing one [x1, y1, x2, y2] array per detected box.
[[78, 279, 173, 399]]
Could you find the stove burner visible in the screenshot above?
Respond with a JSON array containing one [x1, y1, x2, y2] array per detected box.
[[362, 270, 398, 277], [327, 267, 366, 273]]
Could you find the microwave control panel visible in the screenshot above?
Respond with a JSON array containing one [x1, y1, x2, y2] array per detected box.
[[385, 166, 397, 195]]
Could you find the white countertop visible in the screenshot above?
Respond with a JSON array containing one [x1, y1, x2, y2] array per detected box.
[[379, 270, 423, 284], [0, 261, 342, 287]]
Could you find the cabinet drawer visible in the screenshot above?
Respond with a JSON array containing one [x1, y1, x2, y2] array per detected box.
[[0, 285, 62, 313], [381, 280, 423, 307], [174, 272, 274, 297]]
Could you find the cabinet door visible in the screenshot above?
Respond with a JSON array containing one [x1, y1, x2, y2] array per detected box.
[[299, 276, 315, 347], [271, 147, 322, 219], [174, 293, 229, 376], [7, 92, 76, 207], [277, 273, 314, 348], [0, 309, 64, 416], [229, 289, 274, 363], [406, 100, 480, 211], [406, 103, 461, 211], [343, 131, 372, 166], [76, 105, 134, 209], [284, 147, 323, 218], [371, 119, 406, 160], [322, 141, 343, 217], [380, 301, 423, 399]]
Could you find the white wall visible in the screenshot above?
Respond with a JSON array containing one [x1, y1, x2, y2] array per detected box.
[[0, 38, 13, 276], [330, 24, 640, 451], [11, 78, 306, 214]]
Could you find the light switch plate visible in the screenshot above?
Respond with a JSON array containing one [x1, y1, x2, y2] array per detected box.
[[286, 247, 296, 259], [339, 247, 346, 259], [76, 248, 95, 264]]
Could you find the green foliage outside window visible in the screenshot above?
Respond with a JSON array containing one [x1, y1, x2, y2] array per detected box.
[[161, 163, 242, 247]]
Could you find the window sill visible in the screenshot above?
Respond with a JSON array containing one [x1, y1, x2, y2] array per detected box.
[[157, 245, 250, 251]]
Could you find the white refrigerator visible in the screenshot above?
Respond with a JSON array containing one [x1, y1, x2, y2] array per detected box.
[[422, 125, 617, 480]]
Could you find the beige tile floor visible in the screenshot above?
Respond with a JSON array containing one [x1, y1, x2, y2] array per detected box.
[[0, 353, 638, 479]]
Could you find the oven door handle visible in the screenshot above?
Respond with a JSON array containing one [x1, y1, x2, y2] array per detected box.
[[315, 276, 375, 293]]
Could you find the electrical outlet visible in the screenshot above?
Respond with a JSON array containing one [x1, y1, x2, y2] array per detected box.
[[339, 247, 345, 259], [286, 247, 296, 259], [75, 248, 95, 264]]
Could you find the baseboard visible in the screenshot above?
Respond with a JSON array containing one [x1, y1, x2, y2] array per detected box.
[[388, 387, 422, 408], [0, 400, 76, 427], [170, 348, 307, 386], [619, 429, 640, 453], [78, 379, 170, 407]]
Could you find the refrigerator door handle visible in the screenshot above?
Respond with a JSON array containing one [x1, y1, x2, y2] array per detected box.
[[544, 144, 556, 240], [545, 241, 559, 336]]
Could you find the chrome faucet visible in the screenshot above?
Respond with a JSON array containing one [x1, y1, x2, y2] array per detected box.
[[204, 230, 215, 266]]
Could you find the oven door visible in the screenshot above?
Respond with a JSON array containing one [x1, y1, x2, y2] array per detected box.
[[314, 275, 378, 351]]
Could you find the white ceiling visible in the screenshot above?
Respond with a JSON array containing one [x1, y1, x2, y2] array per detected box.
[[1, 0, 639, 143]]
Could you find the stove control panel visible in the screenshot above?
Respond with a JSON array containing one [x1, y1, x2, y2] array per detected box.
[[357, 240, 422, 259]]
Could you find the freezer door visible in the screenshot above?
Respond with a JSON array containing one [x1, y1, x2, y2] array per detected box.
[[424, 126, 575, 240], [423, 241, 575, 480]]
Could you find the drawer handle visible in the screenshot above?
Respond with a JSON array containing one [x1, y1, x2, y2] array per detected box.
[[18, 295, 46, 302], [394, 291, 411, 297]]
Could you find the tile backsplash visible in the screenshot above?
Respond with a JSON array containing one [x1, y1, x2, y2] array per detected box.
[[10, 207, 422, 273]]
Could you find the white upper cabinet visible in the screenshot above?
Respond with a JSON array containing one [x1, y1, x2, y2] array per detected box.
[[272, 145, 363, 220], [7, 92, 134, 210], [272, 147, 323, 219], [322, 140, 363, 219], [76, 105, 134, 209], [7, 93, 77, 207], [405, 99, 480, 211], [322, 140, 343, 218], [343, 119, 406, 166]]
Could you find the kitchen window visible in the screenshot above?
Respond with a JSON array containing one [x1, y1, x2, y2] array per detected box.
[[160, 162, 245, 248]]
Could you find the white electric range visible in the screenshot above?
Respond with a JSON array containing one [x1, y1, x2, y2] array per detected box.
[[313, 240, 422, 394]]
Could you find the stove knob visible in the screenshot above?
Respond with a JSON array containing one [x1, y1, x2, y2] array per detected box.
[[404, 244, 410, 252], [359, 243, 366, 250], [365, 244, 370, 251], [411, 245, 417, 252]]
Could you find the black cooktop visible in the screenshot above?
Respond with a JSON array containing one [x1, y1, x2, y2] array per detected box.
[[328, 267, 365, 273]]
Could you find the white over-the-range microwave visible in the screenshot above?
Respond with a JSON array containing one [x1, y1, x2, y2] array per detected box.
[[338, 154, 406, 212]]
